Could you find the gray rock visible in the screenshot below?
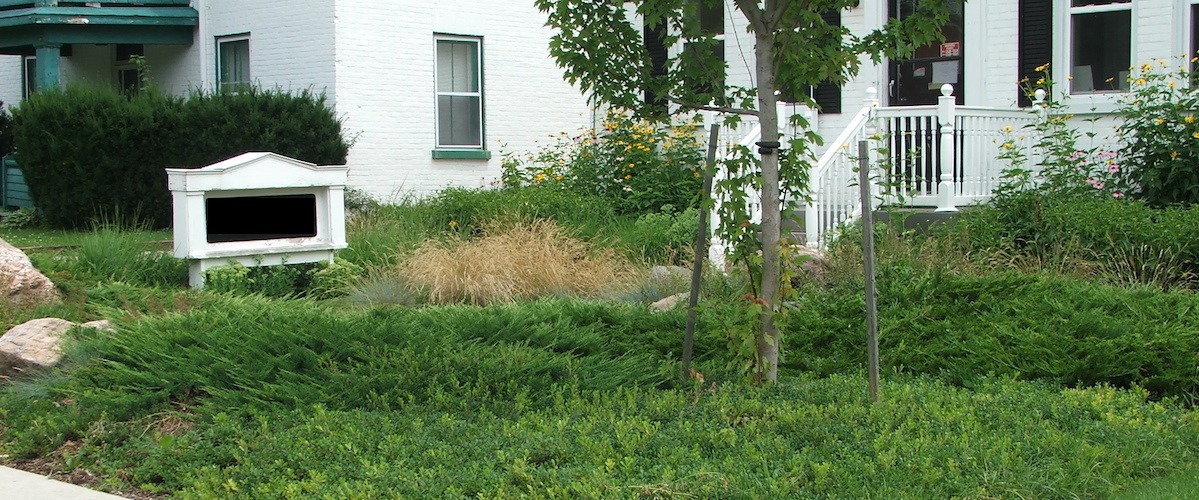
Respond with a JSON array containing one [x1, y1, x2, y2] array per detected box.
[[0, 239, 60, 308], [649, 265, 691, 283], [0, 318, 77, 377], [649, 292, 691, 313], [80, 319, 115, 333]]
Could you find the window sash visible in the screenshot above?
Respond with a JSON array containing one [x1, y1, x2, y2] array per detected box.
[[217, 37, 250, 92], [1067, 2, 1131, 94], [435, 37, 483, 149]]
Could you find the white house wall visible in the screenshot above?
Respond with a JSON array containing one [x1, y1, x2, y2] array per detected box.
[[333, 0, 593, 201], [202, 0, 337, 103], [718, 0, 1184, 152], [0, 56, 21, 110]]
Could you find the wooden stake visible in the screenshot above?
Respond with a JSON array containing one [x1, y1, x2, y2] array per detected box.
[[683, 123, 720, 380], [858, 140, 881, 402]]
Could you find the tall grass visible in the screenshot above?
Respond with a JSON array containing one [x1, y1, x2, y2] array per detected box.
[[400, 219, 635, 305]]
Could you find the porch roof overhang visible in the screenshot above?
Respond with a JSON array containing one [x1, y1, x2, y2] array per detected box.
[[0, 1, 197, 54]]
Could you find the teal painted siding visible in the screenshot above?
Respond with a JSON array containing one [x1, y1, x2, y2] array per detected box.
[[1, 155, 32, 209]]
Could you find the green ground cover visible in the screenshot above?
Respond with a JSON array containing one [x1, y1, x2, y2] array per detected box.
[[3, 133, 1199, 496]]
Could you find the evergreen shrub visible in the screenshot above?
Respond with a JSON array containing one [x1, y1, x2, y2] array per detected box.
[[11, 85, 349, 229]]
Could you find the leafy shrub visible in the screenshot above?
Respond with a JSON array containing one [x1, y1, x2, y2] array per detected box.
[[0, 207, 43, 229], [203, 261, 319, 298], [305, 257, 364, 299], [786, 269, 1199, 399], [502, 110, 705, 216], [617, 205, 700, 265], [1113, 58, 1199, 206], [420, 186, 616, 237], [944, 192, 1199, 289], [12, 84, 349, 229]]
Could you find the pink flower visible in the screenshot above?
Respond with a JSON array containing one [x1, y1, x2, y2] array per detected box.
[[1109, 164, 1120, 173], [1113, 192, 1125, 199], [1094, 181, 1105, 189]]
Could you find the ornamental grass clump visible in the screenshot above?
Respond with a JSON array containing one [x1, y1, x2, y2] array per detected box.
[[401, 219, 634, 305]]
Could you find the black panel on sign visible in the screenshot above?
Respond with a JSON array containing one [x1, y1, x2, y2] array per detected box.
[[206, 194, 317, 243]]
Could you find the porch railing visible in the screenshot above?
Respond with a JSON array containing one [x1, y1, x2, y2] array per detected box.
[[802, 84, 1043, 248], [709, 84, 1046, 257]]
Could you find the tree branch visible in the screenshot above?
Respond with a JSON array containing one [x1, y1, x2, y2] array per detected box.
[[667, 96, 759, 116], [764, 0, 788, 33], [733, 0, 767, 34]]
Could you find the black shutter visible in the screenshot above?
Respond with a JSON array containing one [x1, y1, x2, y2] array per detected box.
[[644, 20, 669, 115], [1017, 0, 1053, 107], [814, 9, 842, 113]]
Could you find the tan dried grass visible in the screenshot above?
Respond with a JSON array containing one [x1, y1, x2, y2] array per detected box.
[[400, 219, 635, 305]]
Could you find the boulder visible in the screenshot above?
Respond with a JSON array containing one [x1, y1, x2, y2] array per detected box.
[[649, 265, 691, 284], [649, 292, 690, 313], [80, 319, 116, 333], [0, 239, 60, 307], [0, 318, 77, 377]]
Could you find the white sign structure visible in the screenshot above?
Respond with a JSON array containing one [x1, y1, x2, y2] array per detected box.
[[167, 152, 349, 288]]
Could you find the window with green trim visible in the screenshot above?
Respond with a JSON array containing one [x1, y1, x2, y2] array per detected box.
[[435, 35, 484, 149], [217, 35, 251, 93]]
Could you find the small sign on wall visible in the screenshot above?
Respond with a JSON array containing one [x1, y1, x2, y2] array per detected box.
[[940, 42, 961, 57]]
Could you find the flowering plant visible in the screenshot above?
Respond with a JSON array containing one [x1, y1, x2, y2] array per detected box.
[[1112, 57, 1199, 206], [501, 110, 704, 215], [994, 64, 1131, 202]]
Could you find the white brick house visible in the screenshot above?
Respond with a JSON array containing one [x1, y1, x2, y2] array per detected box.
[[1, 1, 1195, 209], [0, 0, 594, 201], [699, 0, 1198, 143]]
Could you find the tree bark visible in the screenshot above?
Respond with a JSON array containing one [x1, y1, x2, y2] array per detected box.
[[753, 25, 781, 384]]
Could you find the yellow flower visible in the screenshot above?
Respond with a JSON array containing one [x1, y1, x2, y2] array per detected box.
[[1154, 118, 1164, 125], [1035, 63, 1049, 72], [448, 220, 458, 228], [1193, 131, 1199, 139], [1171, 151, 1180, 159], [1002, 125, 1013, 133], [1136, 78, 1147, 85], [1036, 78, 1046, 85], [1169, 81, 1176, 89], [1186, 116, 1195, 124], [534, 173, 547, 183]]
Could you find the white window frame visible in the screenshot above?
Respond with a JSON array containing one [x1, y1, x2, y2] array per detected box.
[[21, 56, 35, 99], [434, 34, 485, 150], [1054, 0, 1135, 112], [1185, 0, 1199, 73], [216, 34, 251, 93]]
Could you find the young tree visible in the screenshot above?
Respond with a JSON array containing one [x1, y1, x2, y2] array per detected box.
[[536, 0, 953, 383]]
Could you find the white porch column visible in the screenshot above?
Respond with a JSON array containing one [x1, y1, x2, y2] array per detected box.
[[936, 84, 958, 212]]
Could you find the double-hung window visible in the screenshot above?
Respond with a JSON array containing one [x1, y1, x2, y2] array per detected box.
[[434, 35, 485, 155], [1066, 1, 1132, 94], [217, 34, 251, 93]]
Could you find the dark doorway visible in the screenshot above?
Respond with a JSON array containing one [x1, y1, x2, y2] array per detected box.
[[888, 0, 965, 106]]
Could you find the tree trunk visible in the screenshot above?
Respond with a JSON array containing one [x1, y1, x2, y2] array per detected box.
[[753, 29, 781, 384]]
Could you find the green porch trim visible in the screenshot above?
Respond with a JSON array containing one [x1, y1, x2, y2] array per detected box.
[[0, 6, 199, 28], [0, 2, 196, 53], [33, 43, 56, 89], [432, 149, 492, 160]]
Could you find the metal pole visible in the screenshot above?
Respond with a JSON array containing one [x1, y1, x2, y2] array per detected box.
[[858, 140, 880, 402], [683, 123, 720, 380]]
